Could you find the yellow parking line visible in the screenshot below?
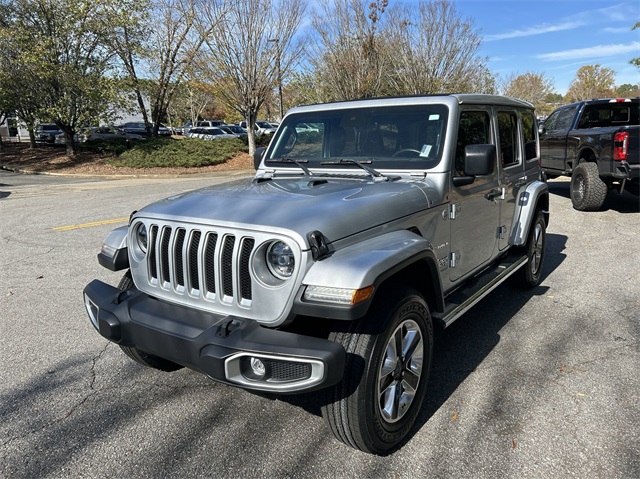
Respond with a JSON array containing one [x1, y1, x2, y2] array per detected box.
[[53, 217, 128, 231]]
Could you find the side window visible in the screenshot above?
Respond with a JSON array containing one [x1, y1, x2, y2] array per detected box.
[[497, 111, 520, 168], [521, 111, 538, 162], [455, 110, 491, 175], [543, 109, 560, 131], [555, 105, 577, 131]]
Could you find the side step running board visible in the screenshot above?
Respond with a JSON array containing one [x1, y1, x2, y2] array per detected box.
[[432, 254, 528, 328]]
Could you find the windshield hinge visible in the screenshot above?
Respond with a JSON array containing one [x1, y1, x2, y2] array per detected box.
[[410, 171, 427, 179]]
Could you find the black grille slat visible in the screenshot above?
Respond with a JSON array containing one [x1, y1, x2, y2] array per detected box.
[[204, 233, 218, 294], [240, 239, 254, 300], [160, 227, 172, 284], [222, 236, 236, 297], [149, 225, 158, 279], [188, 231, 201, 290], [175, 229, 186, 287]]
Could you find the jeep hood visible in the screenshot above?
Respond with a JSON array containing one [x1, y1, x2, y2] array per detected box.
[[136, 177, 433, 247]]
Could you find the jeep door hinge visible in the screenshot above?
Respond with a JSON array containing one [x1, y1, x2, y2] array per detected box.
[[450, 204, 461, 220], [450, 252, 458, 268], [497, 225, 507, 239]]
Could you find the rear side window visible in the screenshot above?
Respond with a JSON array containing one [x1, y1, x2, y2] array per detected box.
[[521, 112, 538, 162], [577, 104, 639, 128], [497, 111, 520, 167]]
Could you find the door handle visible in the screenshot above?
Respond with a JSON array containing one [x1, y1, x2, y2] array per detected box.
[[485, 189, 502, 201], [485, 187, 505, 201], [515, 176, 528, 187]]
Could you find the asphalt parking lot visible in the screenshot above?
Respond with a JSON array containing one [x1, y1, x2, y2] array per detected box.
[[1, 171, 638, 478]]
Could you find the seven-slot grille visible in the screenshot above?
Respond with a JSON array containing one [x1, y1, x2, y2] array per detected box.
[[146, 224, 256, 305]]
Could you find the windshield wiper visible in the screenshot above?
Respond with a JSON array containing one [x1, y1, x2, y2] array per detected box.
[[265, 158, 313, 176], [321, 158, 394, 181]]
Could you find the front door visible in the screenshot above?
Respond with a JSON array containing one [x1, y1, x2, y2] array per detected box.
[[449, 108, 500, 282]]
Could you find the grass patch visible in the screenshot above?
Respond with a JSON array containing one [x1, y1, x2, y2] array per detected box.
[[104, 137, 249, 168]]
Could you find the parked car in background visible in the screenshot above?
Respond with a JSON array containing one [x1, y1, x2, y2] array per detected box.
[[220, 125, 248, 137], [54, 126, 146, 145], [539, 97, 639, 210], [238, 120, 277, 137], [118, 122, 172, 137], [185, 127, 236, 140], [174, 121, 192, 135], [197, 120, 226, 128], [35, 123, 63, 143], [88, 126, 145, 141]]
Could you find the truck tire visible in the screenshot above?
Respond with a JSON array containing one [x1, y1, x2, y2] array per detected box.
[[321, 287, 433, 454], [514, 211, 546, 288], [116, 271, 183, 372], [570, 162, 607, 211]]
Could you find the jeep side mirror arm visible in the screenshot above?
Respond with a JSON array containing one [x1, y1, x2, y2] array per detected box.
[[452, 175, 476, 187], [253, 147, 266, 169]]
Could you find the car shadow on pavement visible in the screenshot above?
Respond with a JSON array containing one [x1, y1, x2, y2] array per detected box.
[[279, 232, 568, 452]]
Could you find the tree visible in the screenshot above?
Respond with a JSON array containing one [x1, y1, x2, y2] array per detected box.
[[386, 0, 489, 95], [108, 0, 218, 137], [1, 0, 126, 155], [616, 83, 640, 97], [502, 71, 556, 114], [197, 0, 306, 155], [309, 0, 392, 101], [566, 65, 616, 102]]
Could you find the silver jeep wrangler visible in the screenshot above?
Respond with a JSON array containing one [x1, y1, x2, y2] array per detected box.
[[84, 94, 548, 454]]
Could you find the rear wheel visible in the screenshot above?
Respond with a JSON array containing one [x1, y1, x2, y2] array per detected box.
[[321, 287, 433, 454], [570, 162, 607, 211], [514, 211, 546, 288], [117, 271, 183, 372]]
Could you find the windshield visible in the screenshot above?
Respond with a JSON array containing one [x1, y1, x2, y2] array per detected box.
[[267, 104, 448, 170]]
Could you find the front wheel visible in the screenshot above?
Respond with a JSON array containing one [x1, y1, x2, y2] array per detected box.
[[321, 287, 433, 454], [117, 271, 183, 372]]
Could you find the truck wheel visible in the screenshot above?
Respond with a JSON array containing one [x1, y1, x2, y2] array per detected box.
[[514, 211, 546, 288], [570, 162, 607, 211], [321, 287, 433, 454], [116, 271, 183, 372]]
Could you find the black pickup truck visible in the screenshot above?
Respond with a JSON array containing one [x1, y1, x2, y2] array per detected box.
[[540, 98, 639, 210]]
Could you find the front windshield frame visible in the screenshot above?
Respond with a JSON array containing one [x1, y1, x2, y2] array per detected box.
[[266, 104, 449, 171]]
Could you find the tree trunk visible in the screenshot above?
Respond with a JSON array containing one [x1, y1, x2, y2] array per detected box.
[[64, 130, 77, 157], [28, 127, 36, 149], [247, 112, 257, 156]]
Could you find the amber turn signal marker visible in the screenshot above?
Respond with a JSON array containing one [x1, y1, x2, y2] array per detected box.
[[351, 285, 374, 305]]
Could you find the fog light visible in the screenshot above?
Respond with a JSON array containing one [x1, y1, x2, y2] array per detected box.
[[250, 357, 266, 378]]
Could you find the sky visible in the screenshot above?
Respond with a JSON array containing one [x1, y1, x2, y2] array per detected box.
[[451, 0, 640, 94]]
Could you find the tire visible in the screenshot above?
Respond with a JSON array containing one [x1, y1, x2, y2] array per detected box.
[[570, 162, 607, 211], [514, 211, 546, 288], [116, 271, 183, 372], [321, 287, 433, 454]]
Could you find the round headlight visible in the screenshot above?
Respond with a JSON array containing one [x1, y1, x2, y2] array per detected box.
[[135, 223, 148, 253], [266, 241, 295, 280]]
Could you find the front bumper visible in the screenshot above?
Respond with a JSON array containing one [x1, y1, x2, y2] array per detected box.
[[83, 280, 345, 393]]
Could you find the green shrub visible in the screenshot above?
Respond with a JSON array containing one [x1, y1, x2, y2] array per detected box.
[[105, 137, 248, 168], [79, 138, 130, 155]]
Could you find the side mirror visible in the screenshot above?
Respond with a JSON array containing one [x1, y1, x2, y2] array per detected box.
[[253, 147, 266, 170], [453, 144, 496, 187]]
